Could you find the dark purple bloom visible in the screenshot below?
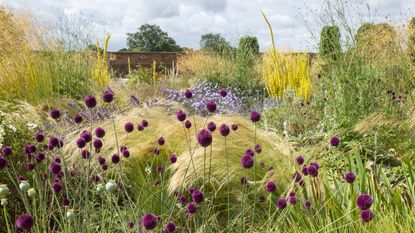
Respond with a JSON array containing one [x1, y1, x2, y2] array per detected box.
[[240, 176, 248, 185], [26, 163, 35, 171], [311, 162, 319, 169], [170, 154, 177, 164], [84, 95, 97, 108], [35, 152, 45, 163], [293, 172, 302, 182], [137, 125, 144, 131], [186, 202, 197, 214], [141, 119, 149, 127], [15, 214, 34, 230], [128, 221, 134, 229], [356, 194, 373, 210], [188, 187, 195, 194], [19, 175, 25, 181], [95, 127, 106, 138], [91, 174, 101, 183], [76, 138, 86, 149], [73, 114, 83, 124], [244, 148, 254, 157], [304, 200, 311, 208], [360, 210, 375, 222], [205, 100, 217, 113], [219, 124, 230, 137], [307, 165, 318, 177], [192, 190, 204, 203], [277, 198, 287, 209], [255, 144, 262, 153], [98, 156, 106, 165], [330, 136, 340, 146], [35, 132, 44, 142], [122, 149, 130, 158], [184, 120, 192, 129], [296, 156, 304, 165], [344, 172, 356, 184], [124, 122, 134, 133], [102, 90, 114, 103], [184, 89, 193, 99], [93, 139, 103, 150], [154, 148, 160, 155], [250, 111, 261, 122], [61, 198, 70, 206], [49, 136, 59, 147], [219, 88, 227, 97], [178, 195, 186, 204], [50, 108, 61, 119], [2, 146, 12, 156], [231, 124, 238, 131], [81, 150, 90, 159], [0, 156, 7, 169], [52, 182, 62, 192], [176, 110, 186, 122], [157, 137, 165, 146], [111, 154, 120, 164], [165, 220, 176, 232], [301, 166, 309, 176], [54, 156, 61, 163], [289, 191, 296, 197], [240, 155, 254, 169], [80, 131, 92, 143], [197, 129, 212, 147], [207, 122, 216, 132], [141, 213, 158, 230], [289, 196, 297, 205], [157, 165, 164, 174], [266, 181, 276, 192], [101, 164, 108, 171]]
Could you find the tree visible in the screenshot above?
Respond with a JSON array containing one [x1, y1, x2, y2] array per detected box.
[[126, 24, 181, 52], [200, 33, 232, 53], [319, 26, 341, 61], [238, 36, 259, 54]]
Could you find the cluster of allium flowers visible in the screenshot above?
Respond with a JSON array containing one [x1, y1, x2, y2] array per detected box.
[[141, 213, 159, 230], [197, 129, 212, 147], [356, 193, 374, 222]]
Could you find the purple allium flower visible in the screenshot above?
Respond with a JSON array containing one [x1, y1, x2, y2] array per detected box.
[[356, 194, 373, 210], [101, 164, 108, 171], [184, 89, 193, 99], [185, 202, 197, 214], [192, 190, 204, 203], [240, 155, 254, 169], [141, 213, 158, 230], [76, 138, 86, 149], [301, 166, 309, 176], [178, 195, 186, 204], [240, 176, 248, 185], [15, 214, 34, 231], [73, 114, 83, 124], [188, 187, 195, 194], [154, 148, 160, 155], [93, 139, 103, 150], [296, 156, 304, 165], [62, 198, 70, 206], [50, 108, 61, 119], [205, 100, 217, 113], [157, 137, 165, 146], [124, 122, 134, 133], [266, 181, 276, 192], [35, 152, 45, 163], [255, 144, 262, 153], [176, 110, 186, 122], [0, 156, 7, 169], [293, 172, 302, 182], [311, 162, 319, 169], [80, 131, 92, 143], [102, 90, 114, 103], [128, 221, 134, 229], [54, 156, 61, 163], [29, 145, 36, 153], [111, 154, 120, 164], [259, 162, 265, 168], [169, 154, 177, 164], [165, 220, 176, 232], [120, 145, 127, 152], [219, 124, 230, 137], [35, 132, 44, 142], [207, 122, 216, 132], [289, 191, 296, 197], [289, 196, 297, 205], [122, 150, 130, 158], [26, 163, 35, 171], [304, 200, 311, 208], [81, 150, 90, 159], [307, 165, 318, 177], [2, 146, 12, 156], [137, 125, 144, 131], [219, 88, 227, 97], [141, 119, 149, 127], [197, 129, 212, 147], [91, 174, 101, 183], [244, 148, 254, 157], [250, 111, 261, 122], [49, 136, 59, 147], [157, 165, 164, 174], [98, 156, 106, 165], [184, 120, 192, 129], [344, 172, 356, 184], [84, 95, 97, 108], [231, 124, 238, 131], [330, 136, 340, 146], [360, 210, 375, 222], [19, 175, 25, 181], [95, 127, 106, 138], [52, 182, 62, 192], [277, 198, 287, 209]]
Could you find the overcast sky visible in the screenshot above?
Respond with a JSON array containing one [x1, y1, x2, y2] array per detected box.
[[2, 0, 415, 51]]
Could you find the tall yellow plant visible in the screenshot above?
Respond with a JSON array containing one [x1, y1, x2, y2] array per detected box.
[[93, 34, 111, 89], [261, 12, 312, 100]]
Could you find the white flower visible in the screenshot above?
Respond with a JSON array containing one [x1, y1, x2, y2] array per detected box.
[[19, 181, 30, 192], [96, 184, 105, 193], [66, 209, 75, 218], [27, 123, 38, 130], [0, 185, 9, 196], [27, 188, 36, 198], [8, 124, 16, 132], [145, 166, 152, 175], [105, 181, 117, 192], [0, 198, 8, 207]]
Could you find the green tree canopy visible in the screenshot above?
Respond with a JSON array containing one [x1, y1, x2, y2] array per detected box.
[[200, 33, 232, 53], [126, 24, 181, 52], [238, 35, 259, 54]]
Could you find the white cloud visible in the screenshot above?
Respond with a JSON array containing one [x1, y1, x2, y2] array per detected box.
[[2, 0, 414, 51]]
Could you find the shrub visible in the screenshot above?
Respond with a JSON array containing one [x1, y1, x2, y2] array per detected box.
[[238, 36, 259, 54], [319, 25, 341, 61]]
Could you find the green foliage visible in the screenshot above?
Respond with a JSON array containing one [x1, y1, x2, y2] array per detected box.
[[319, 25, 341, 61], [200, 33, 233, 53], [238, 36, 259, 54], [126, 66, 153, 86], [126, 24, 182, 52], [409, 17, 415, 63]]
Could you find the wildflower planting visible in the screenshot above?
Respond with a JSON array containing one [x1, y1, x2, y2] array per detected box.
[[1, 2, 415, 233]]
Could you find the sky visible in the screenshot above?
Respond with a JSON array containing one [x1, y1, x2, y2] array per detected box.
[[2, 0, 415, 51]]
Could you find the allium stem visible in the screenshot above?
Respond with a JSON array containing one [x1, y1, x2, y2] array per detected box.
[[242, 169, 247, 232], [251, 123, 257, 229], [208, 144, 213, 183], [225, 137, 230, 226], [203, 147, 206, 188], [3, 206, 12, 233]]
